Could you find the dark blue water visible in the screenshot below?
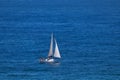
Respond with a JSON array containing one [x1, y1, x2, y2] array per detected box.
[[0, 0, 120, 80]]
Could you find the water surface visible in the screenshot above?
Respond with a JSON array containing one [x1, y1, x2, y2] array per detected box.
[[0, 0, 120, 80]]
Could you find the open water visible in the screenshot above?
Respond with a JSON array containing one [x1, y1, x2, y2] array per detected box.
[[0, 0, 120, 80]]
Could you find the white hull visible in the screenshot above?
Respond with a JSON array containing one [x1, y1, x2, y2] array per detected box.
[[40, 58, 55, 63]]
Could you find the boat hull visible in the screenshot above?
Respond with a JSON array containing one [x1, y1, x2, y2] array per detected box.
[[39, 58, 55, 63]]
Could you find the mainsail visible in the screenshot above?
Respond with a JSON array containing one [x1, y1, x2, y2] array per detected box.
[[54, 39, 61, 58], [48, 34, 53, 57]]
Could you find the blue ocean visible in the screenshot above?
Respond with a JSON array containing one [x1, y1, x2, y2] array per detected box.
[[0, 0, 120, 80]]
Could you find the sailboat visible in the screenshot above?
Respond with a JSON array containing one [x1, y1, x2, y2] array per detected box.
[[40, 34, 61, 63]]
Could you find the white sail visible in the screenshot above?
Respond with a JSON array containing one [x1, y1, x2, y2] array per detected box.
[[54, 39, 61, 58], [48, 34, 53, 57]]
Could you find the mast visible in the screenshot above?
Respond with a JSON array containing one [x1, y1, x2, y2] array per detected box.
[[48, 34, 53, 57], [54, 39, 61, 58]]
